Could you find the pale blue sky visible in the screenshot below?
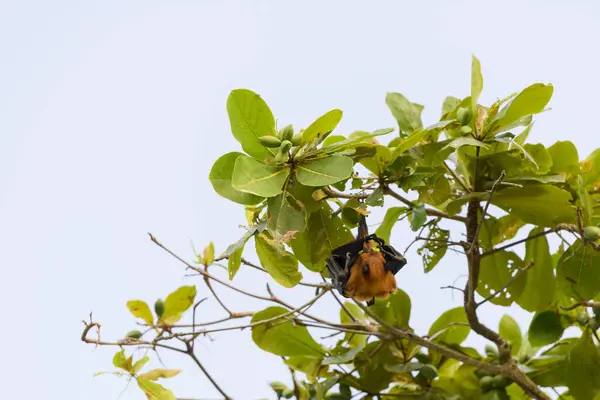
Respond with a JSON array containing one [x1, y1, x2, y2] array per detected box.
[[1, 1, 599, 399]]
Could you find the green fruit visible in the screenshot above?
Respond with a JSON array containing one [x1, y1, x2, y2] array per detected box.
[[414, 352, 432, 365], [460, 125, 473, 134], [590, 318, 600, 331], [485, 344, 498, 358], [126, 330, 143, 339], [154, 299, 165, 318], [290, 133, 304, 147], [475, 369, 495, 379], [481, 389, 510, 400], [583, 226, 600, 241], [258, 135, 282, 148], [479, 376, 494, 391], [577, 311, 590, 325], [418, 364, 438, 380], [280, 140, 293, 152], [491, 374, 511, 388], [279, 125, 294, 141], [273, 148, 289, 163], [457, 107, 472, 125]]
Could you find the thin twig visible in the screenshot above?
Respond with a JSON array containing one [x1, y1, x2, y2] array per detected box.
[[444, 161, 471, 192], [561, 301, 600, 311], [185, 341, 231, 400], [383, 185, 467, 223]]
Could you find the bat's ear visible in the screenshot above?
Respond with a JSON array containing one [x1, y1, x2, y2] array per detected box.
[[381, 244, 407, 275]]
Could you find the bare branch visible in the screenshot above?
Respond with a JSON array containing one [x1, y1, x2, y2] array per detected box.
[[185, 341, 232, 400]]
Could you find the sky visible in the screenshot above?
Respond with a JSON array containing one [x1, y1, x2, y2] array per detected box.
[[1, 1, 600, 399]]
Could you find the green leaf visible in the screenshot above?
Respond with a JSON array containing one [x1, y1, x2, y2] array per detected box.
[[251, 306, 325, 357], [428, 307, 470, 345], [220, 220, 266, 258], [442, 137, 490, 151], [228, 247, 243, 280], [522, 143, 552, 173], [255, 233, 302, 287], [385, 92, 423, 134], [360, 145, 393, 175], [203, 242, 214, 265], [528, 310, 564, 347], [375, 207, 408, 243], [227, 89, 276, 160], [113, 349, 130, 371], [126, 300, 154, 326], [285, 356, 323, 382], [290, 203, 354, 272], [491, 185, 576, 227], [209, 152, 263, 205], [138, 369, 181, 381], [525, 338, 576, 387], [267, 193, 307, 239], [354, 341, 399, 393], [365, 187, 384, 207], [161, 285, 197, 324], [578, 175, 593, 225], [137, 377, 177, 400], [410, 203, 427, 231], [296, 156, 354, 187], [417, 226, 449, 273], [471, 55, 483, 112], [442, 96, 461, 116], [132, 357, 150, 375], [495, 83, 553, 128], [302, 109, 343, 141], [391, 120, 454, 158], [339, 301, 367, 349], [557, 241, 600, 300], [548, 141, 579, 176], [499, 315, 522, 356], [490, 214, 525, 246], [418, 176, 451, 207], [370, 289, 411, 329], [566, 331, 600, 399], [517, 227, 556, 312], [232, 156, 290, 197], [477, 250, 526, 306]]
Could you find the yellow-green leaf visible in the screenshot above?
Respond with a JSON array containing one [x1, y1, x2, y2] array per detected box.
[[203, 242, 214, 265], [232, 155, 290, 197], [161, 285, 197, 324], [296, 156, 353, 187], [137, 377, 177, 400], [471, 55, 483, 112], [209, 152, 263, 205], [302, 109, 343, 141], [428, 307, 470, 345], [139, 369, 181, 381], [255, 233, 302, 287], [251, 306, 325, 357], [132, 356, 150, 375], [226, 89, 276, 160], [127, 300, 154, 326]]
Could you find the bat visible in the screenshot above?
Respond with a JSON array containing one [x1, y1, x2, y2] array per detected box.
[[325, 215, 407, 306]]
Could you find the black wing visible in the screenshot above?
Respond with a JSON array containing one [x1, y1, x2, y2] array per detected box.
[[325, 238, 364, 297]]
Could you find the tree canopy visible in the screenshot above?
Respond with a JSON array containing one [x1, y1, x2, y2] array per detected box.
[[82, 56, 600, 400]]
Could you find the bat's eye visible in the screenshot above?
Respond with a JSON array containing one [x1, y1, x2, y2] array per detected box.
[[362, 263, 370, 275]]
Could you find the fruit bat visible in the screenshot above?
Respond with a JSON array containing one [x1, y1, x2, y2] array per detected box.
[[325, 215, 407, 306]]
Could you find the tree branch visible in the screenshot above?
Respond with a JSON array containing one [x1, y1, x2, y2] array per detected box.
[[383, 185, 467, 223], [185, 341, 232, 400]]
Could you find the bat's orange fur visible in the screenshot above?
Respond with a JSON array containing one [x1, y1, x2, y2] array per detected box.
[[344, 241, 397, 302]]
